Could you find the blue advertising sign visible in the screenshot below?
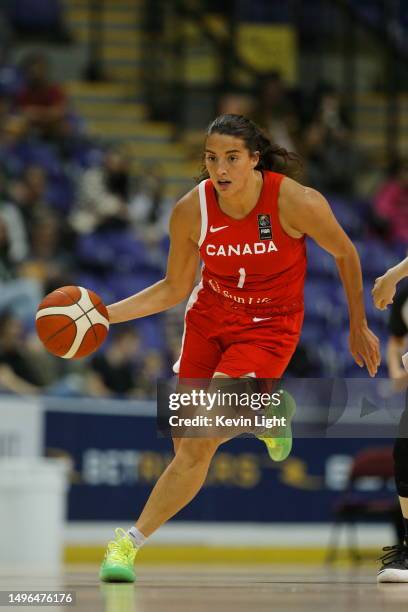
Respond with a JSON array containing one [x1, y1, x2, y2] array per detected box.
[[44, 400, 396, 523]]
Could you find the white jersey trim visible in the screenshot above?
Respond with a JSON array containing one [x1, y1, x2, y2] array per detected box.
[[173, 280, 204, 374], [197, 180, 208, 248]]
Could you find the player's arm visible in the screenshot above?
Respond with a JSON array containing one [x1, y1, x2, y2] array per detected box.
[[387, 336, 407, 378], [372, 256, 408, 310], [107, 192, 200, 324], [281, 179, 380, 377], [385, 289, 408, 383], [387, 336, 408, 391]]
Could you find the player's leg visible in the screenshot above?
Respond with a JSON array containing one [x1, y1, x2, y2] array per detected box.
[[135, 436, 223, 537], [100, 304, 224, 582], [134, 373, 243, 538], [215, 342, 298, 462], [378, 435, 408, 582]]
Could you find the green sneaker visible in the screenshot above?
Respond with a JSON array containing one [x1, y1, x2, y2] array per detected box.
[[257, 389, 296, 462], [99, 528, 137, 583]]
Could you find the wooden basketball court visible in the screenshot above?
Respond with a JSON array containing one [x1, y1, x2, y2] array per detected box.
[[1, 564, 406, 611]]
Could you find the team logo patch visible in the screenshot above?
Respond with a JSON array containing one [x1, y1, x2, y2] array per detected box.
[[257, 214, 272, 240]]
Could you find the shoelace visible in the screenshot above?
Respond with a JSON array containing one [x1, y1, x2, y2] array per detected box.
[[105, 528, 135, 564], [378, 544, 408, 567]]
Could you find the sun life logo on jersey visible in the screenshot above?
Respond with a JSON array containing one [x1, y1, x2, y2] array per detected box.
[[206, 240, 278, 256]]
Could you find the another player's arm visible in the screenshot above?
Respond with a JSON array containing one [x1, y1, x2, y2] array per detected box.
[[387, 336, 407, 379], [281, 179, 380, 377], [383, 289, 408, 384], [107, 193, 200, 324], [372, 256, 408, 310]]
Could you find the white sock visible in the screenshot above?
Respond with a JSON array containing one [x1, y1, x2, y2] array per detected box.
[[127, 526, 146, 549]]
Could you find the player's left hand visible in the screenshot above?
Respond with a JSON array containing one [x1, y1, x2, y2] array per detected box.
[[372, 272, 397, 310], [349, 323, 381, 377]]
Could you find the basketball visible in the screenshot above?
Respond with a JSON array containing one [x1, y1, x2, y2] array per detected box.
[[36, 286, 109, 359]]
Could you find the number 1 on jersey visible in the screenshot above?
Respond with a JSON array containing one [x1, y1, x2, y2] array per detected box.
[[237, 267, 246, 288]]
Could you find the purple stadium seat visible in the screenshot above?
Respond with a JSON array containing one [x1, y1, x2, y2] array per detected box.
[[74, 274, 114, 305], [301, 319, 328, 344], [306, 240, 337, 278], [330, 197, 362, 239], [77, 231, 164, 279], [357, 240, 400, 279], [304, 278, 339, 321], [0, 65, 23, 97], [136, 317, 166, 350], [7, 0, 63, 30], [27, 141, 61, 176]]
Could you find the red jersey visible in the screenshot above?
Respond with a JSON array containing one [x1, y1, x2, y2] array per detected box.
[[198, 170, 306, 313]]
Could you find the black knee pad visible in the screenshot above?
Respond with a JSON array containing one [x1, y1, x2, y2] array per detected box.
[[394, 437, 408, 497]]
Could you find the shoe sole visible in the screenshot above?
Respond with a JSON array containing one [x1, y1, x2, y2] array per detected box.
[[100, 565, 136, 583], [377, 568, 408, 583]]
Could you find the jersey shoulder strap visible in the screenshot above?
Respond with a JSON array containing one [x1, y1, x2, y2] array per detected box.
[[197, 179, 208, 247]]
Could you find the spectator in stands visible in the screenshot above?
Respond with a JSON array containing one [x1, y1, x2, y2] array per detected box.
[[136, 349, 166, 398], [0, 211, 41, 325], [15, 51, 67, 141], [0, 311, 45, 395], [86, 326, 141, 398], [252, 71, 300, 153], [8, 164, 50, 229], [0, 13, 21, 98], [217, 90, 254, 118], [373, 158, 408, 244], [70, 146, 132, 234], [0, 114, 29, 179], [19, 210, 73, 295], [0, 196, 29, 263], [0, 92, 11, 126], [303, 83, 359, 194], [129, 163, 169, 238]]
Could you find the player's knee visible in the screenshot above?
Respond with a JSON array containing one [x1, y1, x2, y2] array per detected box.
[[393, 437, 408, 497], [176, 438, 221, 467]]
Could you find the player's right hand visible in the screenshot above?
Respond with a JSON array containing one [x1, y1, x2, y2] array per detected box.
[[349, 324, 380, 377], [372, 272, 397, 310]]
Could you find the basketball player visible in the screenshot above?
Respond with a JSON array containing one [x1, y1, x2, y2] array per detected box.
[[99, 114, 380, 582], [372, 256, 408, 311], [374, 256, 408, 582]]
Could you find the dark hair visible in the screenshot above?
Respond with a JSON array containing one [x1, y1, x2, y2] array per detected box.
[[196, 114, 302, 182]]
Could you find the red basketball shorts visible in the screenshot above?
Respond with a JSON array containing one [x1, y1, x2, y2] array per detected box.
[[174, 288, 304, 379]]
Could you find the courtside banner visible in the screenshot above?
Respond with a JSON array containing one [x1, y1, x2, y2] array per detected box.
[[44, 403, 395, 522], [157, 378, 407, 438]]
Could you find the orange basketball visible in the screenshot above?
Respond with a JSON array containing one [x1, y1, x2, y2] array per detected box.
[[36, 286, 109, 359]]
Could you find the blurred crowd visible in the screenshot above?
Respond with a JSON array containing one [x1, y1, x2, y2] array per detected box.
[[218, 70, 408, 211], [0, 52, 406, 396], [0, 50, 175, 399]]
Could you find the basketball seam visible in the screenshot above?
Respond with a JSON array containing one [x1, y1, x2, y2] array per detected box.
[[59, 287, 99, 346], [39, 301, 105, 344]]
